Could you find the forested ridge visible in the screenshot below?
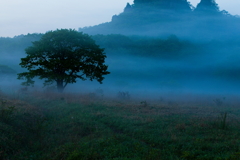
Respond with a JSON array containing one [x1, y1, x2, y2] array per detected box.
[[80, 0, 240, 39]]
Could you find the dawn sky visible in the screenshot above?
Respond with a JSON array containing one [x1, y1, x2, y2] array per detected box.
[[0, 0, 239, 37]]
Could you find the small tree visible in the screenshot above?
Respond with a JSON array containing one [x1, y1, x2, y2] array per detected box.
[[18, 29, 110, 92]]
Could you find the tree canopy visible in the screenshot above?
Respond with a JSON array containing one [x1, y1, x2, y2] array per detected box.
[[18, 29, 110, 92]]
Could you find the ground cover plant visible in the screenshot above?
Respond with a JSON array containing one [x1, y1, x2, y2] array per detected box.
[[0, 90, 240, 160]]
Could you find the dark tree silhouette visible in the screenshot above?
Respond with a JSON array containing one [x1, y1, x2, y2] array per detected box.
[[18, 29, 110, 92]]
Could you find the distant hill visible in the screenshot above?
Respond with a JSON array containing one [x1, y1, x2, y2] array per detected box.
[[79, 0, 240, 40]]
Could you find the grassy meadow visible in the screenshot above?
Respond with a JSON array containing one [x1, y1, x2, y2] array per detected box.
[[0, 89, 240, 160]]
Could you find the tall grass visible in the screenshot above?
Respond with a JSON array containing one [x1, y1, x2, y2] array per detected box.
[[1, 90, 240, 160]]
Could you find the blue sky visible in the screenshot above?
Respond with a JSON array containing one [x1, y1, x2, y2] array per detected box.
[[0, 0, 239, 37]]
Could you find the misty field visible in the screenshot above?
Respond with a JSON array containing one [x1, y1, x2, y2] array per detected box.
[[1, 90, 240, 160]]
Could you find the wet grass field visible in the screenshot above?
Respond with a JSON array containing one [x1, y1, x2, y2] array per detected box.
[[1, 91, 240, 160]]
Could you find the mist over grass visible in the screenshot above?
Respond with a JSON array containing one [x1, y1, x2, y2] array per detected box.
[[1, 89, 240, 159], [0, 33, 240, 98]]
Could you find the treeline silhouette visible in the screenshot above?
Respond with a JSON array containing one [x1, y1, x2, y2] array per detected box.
[[1, 32, 240, 61], [92, 34, 197, 58], [0, 34, 42, 55], [79, 0, 240, 40], [0, 34, 197, 59]]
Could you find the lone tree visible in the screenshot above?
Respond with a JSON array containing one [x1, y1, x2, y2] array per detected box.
[[18, 29, 110, 92]]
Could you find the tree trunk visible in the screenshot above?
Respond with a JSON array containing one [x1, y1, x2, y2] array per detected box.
[[57, 80, 64, 93]]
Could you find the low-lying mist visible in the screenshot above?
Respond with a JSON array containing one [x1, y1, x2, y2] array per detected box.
[[0, 33, 240, 101]]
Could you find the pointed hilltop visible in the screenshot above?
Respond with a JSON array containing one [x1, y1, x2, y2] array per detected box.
[[133, 0, 192, 11], [194, 0, 220, 15], [79, 0, 240, 39]]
